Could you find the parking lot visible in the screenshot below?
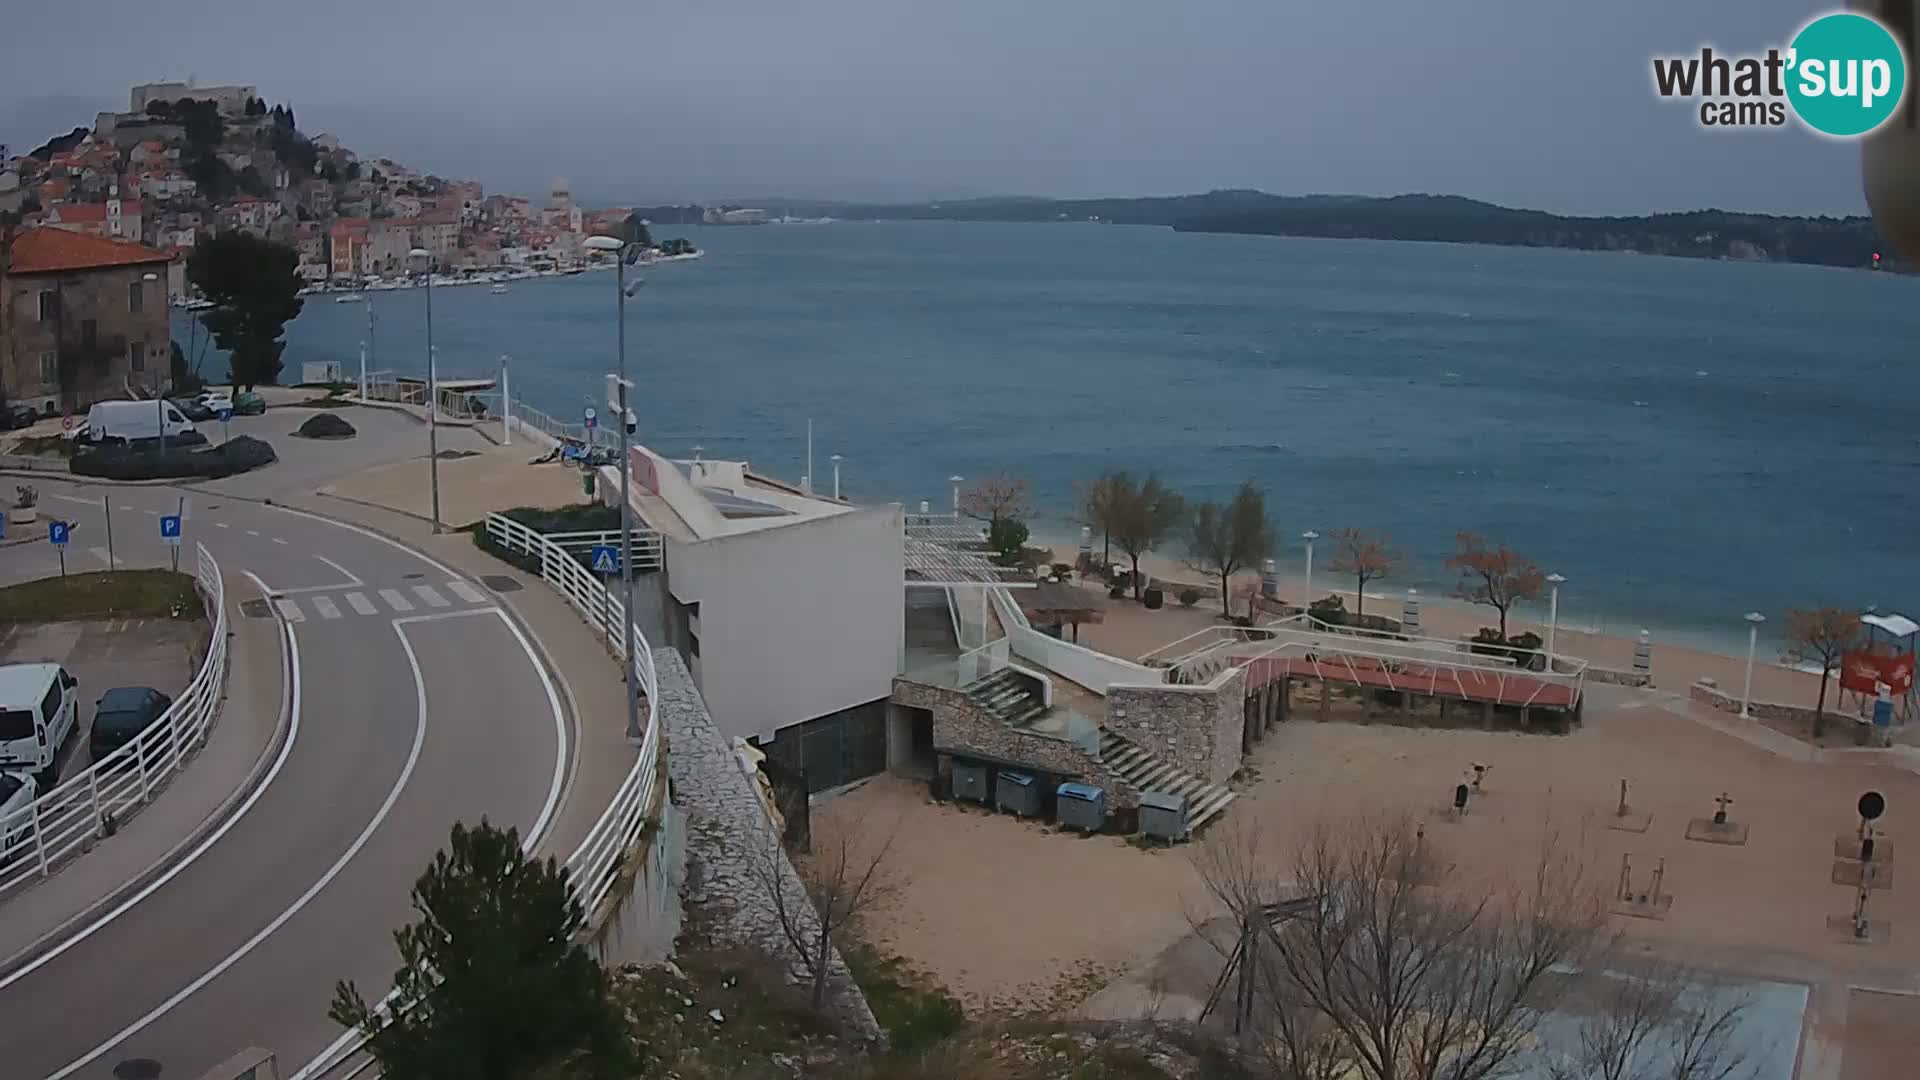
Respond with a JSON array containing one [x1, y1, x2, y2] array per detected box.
[[0, 616, 207, 781]]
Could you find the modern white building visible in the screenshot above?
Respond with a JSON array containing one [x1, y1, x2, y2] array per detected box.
[[603, 445, 905, 790]]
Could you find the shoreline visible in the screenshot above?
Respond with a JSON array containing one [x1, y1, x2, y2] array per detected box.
[[1031, 529, 1846, 715]]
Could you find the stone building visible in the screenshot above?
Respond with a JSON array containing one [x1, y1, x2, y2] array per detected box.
[[0, 226, 173, 414]]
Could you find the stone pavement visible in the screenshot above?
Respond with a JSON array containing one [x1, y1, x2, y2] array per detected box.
[[0, 573, 285, 979], [317, 442, 588, 529]]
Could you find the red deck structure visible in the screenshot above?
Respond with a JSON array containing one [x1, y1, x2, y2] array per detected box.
[[1236, 654, 1579, 711]]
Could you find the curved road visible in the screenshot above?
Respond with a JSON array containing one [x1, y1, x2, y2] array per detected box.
[[0, 480, 571, 1079]]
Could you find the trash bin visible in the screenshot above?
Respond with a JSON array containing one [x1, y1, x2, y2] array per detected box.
[[1139, 791, 1189, 842], [1055, 782, 1105, 832], [951, 760, 991, 805], [996, 770, 1039, 817]]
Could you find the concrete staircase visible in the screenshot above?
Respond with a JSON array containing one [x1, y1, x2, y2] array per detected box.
[[1098, 730, 1238, 832], [965, 668, 1048, 727]]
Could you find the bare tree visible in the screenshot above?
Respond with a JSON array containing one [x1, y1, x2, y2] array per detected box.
[[1327, 529, 1400, 620], [747, 817, 901, 1012], [1110, 473, 1186, 600], [1191, 812, 1612, 1080], [1446, 532, 1546, 640], [1783, 607, 1863, 737], [958, 471, 1030, 528], [1186, 481, 1275, 619], [1546, 961, 1754, 1080], [1077, 468, 1133, 569]]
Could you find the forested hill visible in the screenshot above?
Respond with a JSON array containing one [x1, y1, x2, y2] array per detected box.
[[719, 190, 1899, 270]]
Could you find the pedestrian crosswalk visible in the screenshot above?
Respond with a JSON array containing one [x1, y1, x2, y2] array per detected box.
[[267, 581, 492, 623]]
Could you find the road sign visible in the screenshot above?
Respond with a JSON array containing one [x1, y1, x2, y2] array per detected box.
[[216, 408, 234, 423], [48, 520, 70, 546], [590, 544, 619, 574], [584, 407, 597, 431], [61, 414, 73, 432], [160, 515, 182, 545]]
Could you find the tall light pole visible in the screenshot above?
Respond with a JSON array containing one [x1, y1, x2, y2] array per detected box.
[[831, 453, 843, 500], [585, 233, 646, 743], [143, 272, 165, 454], [1302, 530, 1319, 618], [1545, 572, 1566, 669], [950, 475, 963, 517], [1741, 611, 1766, 719], [408, 249, 442, 533]]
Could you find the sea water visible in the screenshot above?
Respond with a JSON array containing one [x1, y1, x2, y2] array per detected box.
[[185, 220, 1920, 653]]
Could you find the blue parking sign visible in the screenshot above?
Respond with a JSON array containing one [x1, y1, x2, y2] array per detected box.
[[160, 515, 183, 545], [48, 520, 70, 546], [590, 544, 619, 574]]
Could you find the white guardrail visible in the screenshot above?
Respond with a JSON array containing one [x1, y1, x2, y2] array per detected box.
[[482, 511, 662, 919], [0, 542, 227, 895]]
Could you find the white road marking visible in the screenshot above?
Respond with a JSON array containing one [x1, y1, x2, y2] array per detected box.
[[412, 584, 450, 608], [215, 522, 230, 529], [310, 596, 342, 620], [378, 588, 413, 612], [273, 598, 305, 623], [51, 493, 101, 507], [299, 606, 568, 1080], [144, 509, 158, 516], [344, 592, 378, 616], [89, 547, 114, 568], [0, 571, 300, 994], [272, 537, 289, 546], [445, 579, 487, 604], [246, 529, 261, 537], [50, 618, 428, 1080], [314, 554, 363, 586]]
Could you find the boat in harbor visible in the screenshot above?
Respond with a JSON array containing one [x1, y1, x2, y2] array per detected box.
[[490, 284, 510, 295], [334, 293, 366, 304]]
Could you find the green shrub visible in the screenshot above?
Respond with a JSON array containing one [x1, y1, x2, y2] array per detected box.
[[843, 943, 966, 1057], [1178, 588, 1200, 607]]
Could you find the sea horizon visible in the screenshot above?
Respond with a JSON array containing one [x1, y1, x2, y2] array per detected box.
[[178, 220, 1920, 659]]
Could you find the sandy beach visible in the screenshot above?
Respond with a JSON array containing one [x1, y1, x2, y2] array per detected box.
[[1044, 540, 1854, 717]]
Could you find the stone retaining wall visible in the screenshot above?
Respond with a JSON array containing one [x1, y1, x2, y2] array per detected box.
[[661, 649, 882, 1042], [892, 676, 1141, 808], [1106, 668, 1245, 785], [1689, 678, 1819, 727], [1588, 666, 1652, 689]]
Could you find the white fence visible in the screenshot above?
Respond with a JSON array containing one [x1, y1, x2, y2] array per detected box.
[[0, 543, 228, 895], [485, 520, 663, 574], [483, 512, 663, 919]]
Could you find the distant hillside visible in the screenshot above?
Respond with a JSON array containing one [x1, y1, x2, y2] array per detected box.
[[738, 190, 1901, 270]]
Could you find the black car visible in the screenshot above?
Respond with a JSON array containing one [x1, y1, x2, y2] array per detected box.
[[90, 687, 174, 763], [1, 403, 38, 431], [171, 398, 215, 422]]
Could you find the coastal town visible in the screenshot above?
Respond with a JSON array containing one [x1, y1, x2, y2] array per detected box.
[[0, 79, 690, 300]]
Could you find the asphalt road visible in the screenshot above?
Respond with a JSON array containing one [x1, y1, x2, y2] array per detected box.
[[0, 477, 571, 1079]]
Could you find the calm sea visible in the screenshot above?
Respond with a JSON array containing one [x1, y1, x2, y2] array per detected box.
[[183, 221, 1920, 653]]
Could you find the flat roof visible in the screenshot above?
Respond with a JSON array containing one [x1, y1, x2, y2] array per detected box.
[[0, 663, 61, 703]]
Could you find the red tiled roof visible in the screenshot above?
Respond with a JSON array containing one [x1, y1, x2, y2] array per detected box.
[[6, 226, 173, 274]]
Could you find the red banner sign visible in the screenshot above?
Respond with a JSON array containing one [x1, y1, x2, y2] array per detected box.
[[1841, 650, 1914, 696]]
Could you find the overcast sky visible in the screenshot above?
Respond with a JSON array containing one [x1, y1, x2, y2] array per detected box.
[[0, 0, 1869, 214]]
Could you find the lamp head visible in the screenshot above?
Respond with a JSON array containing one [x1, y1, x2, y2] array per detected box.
[[583, 235, 623, 252]]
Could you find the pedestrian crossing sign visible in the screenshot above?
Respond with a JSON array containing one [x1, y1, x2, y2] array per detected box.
[[590, 544, 619, 574]]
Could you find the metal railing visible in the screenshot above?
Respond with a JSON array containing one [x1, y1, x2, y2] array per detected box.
[[483, 518, 663, 573], [0, 542, 228, 895], [482, 511, 662, 918]]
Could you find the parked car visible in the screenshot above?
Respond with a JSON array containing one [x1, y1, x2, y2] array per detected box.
[[89, 687, 174, 764], [0, 663, 78, 789], [1, 403, 39, 431], [68, 400, 199, 445], [171, 397, 214, 422], [234, 392, 267, 416], [195, 391, 234, 415], [0, 770, 37, 856]]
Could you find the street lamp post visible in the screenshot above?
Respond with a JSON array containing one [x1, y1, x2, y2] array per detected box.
[[584, 233, 646, 743], [408, 249, 442, 533], [831, 453, 843, 500], [1302, 530, 1319, 619], [1741, 612, 1766, 719], [143, 272, 164, 455], [1545, 573, 1566, 669], [950, 475, 964, 518]]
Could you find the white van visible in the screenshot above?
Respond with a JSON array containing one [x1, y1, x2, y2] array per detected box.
[[71, 400, 197, 444], [0, 663, 79, 786]]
